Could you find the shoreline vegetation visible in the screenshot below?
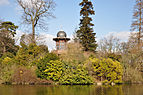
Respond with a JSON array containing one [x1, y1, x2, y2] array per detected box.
[[0, 42, 142, 85], [0, 0, 143, 86]]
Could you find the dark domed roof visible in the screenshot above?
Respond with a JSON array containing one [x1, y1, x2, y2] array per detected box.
[[57, 31, 67, 38]]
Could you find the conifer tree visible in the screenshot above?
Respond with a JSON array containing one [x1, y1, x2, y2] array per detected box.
[[131, 0, 143, 48], [76, 0, 97, 52], [0, 21, 18, 56]]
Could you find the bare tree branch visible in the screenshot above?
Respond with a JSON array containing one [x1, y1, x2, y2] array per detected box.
[[17, 0, 55, 43]]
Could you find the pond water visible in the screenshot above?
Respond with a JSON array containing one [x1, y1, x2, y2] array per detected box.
[[0, 84, 143, 95]]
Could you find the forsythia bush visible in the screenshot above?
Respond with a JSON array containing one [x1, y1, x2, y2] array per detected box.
[[89, 57, 123, 84]]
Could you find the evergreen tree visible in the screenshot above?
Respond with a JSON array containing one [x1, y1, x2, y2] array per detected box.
[[76, 0, 97, 52], [131, 0, 143, 48], [0, 21, 18, 57]]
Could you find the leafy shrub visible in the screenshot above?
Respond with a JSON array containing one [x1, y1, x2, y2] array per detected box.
[[44, 60, 64, 81], [1, 52, 15, 59], [15, 43, 49, 66], [15, 46, 32, 66], [0, 57, 16, 84], [107, 53, 121, 62], [89, 57, 123, 84], [59, 65, 93, 85], [36, 53, 59, 79]]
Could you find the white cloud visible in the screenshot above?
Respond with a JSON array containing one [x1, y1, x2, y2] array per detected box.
[[17, 0, 47, 9], [0, 0, 10, 5], [39, 32, 56, 51], [14, 30, 25, 45], [104, 31, 131, 41]]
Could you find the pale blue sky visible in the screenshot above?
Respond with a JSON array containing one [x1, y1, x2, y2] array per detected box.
[[0, 0, 135, 49]]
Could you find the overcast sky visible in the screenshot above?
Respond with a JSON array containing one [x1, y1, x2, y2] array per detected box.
[[0, 0, 135, 50]]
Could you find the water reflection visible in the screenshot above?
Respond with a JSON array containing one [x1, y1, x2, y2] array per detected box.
[[0, 84, 143, 95]]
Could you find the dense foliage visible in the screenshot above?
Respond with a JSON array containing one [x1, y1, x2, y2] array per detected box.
[[36, 53, 59, 79], [44, 60, 64, 81], [0, 21, 18, 57], [59, 65, 93, 85], [0, 57, 15, 84], [15, 43, 48, 66], [88, 57, 123, 84], [76, 0, 97, 52], [36, 51, 93, 85], [0, 0, 143, 85]]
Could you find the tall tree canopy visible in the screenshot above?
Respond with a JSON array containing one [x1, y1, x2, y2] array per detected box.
[[131, 0, 143, 48], [0, 21, 18, 57], [76, 0, 97, 52], [17, 0, 55, 43]]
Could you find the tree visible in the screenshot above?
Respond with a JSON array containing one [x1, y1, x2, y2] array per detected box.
[[120, 32, 143, 83], [15, 43, 49, 66], [20, 33, 48, 46], [131, 0, 143, 48], [76, 0, 97, 52], [17, 0, 55, 43], [98, 35, 122, 54], [20, 34, 33, 45], [0, 21, 18, 57]]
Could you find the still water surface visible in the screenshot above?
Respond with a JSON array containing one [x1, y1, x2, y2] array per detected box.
[[0, 84, 143, 95]]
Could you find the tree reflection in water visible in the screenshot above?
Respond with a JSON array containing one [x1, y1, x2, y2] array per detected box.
[[0, 85, 143, 95]]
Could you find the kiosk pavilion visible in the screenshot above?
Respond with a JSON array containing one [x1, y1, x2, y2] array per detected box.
[[53, 31, 70, 54]]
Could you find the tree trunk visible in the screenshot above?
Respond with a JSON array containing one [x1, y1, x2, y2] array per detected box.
[[32, 22, 36, 44]]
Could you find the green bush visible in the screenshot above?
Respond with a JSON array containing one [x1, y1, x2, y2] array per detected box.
[[36, 53, 59, 79], [59, 65, 93, 85], [107, 53, 121, 62], [0, 57, 16, 84], [15, 46, 32, 66], [15, 43, 49, 66], [89, 57, 123, 84], [44, 60, 64, 81], [1, 52, 15, 59]]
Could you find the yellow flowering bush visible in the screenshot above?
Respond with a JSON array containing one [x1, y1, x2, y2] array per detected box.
[[89, 57, 123, 84], [44, 60, 64, 81]]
